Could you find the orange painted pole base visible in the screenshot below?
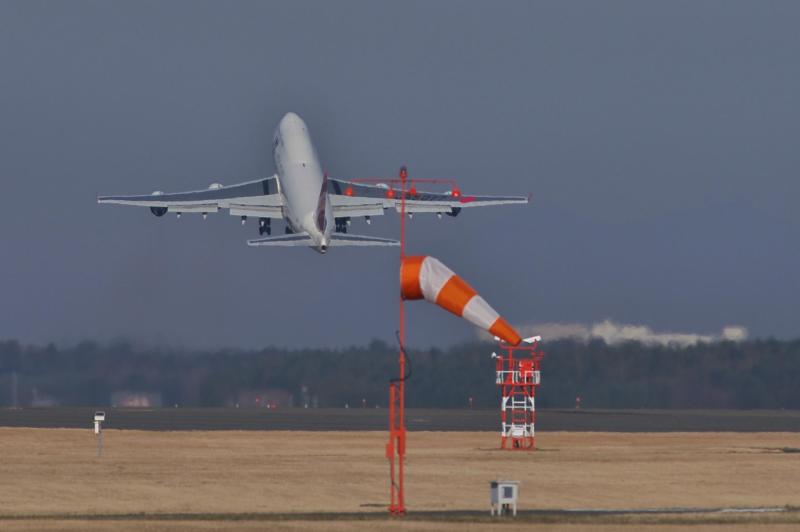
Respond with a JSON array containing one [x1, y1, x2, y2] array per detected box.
[[387, 382, 406, 515]]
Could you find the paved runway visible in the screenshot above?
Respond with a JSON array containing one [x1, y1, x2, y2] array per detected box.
[[1, 407, 799, 431]]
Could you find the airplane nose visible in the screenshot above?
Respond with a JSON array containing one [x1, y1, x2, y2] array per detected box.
[[280, 112, 302, 129]]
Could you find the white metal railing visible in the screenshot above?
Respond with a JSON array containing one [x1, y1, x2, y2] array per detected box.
[[501, 396, 535, 411], [501, 423, 535, 437], [496, 370, 541, 385]]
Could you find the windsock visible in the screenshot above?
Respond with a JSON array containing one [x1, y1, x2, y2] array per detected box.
[[400, 255, 521, 345]]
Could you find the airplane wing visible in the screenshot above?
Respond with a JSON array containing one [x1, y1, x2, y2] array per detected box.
[[327, 178, 528, 218], [97, 176, 284, 219]]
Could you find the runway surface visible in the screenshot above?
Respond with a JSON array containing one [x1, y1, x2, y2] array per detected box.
[[1, 407, 799, 431]]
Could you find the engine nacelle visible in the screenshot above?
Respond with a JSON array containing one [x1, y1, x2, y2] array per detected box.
[[446, 207, 461, 217], [150, 206, 168, 217]]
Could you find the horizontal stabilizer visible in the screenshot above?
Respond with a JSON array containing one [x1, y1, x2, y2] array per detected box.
[[329, 233, 399, 247], [247, 233, 314, 247], [247, 232, 399, 248]]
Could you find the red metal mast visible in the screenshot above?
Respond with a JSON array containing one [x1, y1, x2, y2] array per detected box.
[[379, 167, 459, 514], [387, 166, 408, 515]]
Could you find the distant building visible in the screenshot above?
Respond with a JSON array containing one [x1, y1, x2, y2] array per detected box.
[[111, 391, 163, 407]]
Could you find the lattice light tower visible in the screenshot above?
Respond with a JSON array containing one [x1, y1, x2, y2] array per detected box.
[[494, 338, 544, 450]]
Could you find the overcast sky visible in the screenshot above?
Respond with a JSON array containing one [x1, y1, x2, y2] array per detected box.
[[0, 1, 798, 349]]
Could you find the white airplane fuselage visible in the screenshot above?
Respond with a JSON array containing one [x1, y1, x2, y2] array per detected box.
[[272, 112, 333, 253]]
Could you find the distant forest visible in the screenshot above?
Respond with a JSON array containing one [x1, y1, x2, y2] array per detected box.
[[1, 338, 799, 409]]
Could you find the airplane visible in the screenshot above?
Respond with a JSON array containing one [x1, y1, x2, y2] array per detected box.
[[98, 112, 528, 253]]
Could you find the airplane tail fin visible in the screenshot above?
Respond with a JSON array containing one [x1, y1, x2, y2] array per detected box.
[[329, 233, 399, 247]]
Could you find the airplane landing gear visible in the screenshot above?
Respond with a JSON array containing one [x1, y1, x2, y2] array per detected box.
[[335, 217, 351, 233], [258, 218, 271, 236]]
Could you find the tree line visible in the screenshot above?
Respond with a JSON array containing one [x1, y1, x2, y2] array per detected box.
[[0, 337, 798, 409]]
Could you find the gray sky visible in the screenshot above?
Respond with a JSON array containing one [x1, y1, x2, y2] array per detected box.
[[0, 1, 798, 348]]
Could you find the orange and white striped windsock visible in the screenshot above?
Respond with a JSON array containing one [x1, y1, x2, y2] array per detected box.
[[400, 255, 521, 345]]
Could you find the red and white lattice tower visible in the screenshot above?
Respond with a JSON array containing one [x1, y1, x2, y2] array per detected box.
[[494, 338, 544, 450]]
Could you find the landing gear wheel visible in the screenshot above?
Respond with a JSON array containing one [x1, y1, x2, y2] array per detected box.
[[258, 218, 271, 236]]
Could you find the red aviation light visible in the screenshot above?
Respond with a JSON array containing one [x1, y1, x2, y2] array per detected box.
[[386, 188, 396, 199], [399, 166, 408, 180], [345, 186, 354, 197], [408, 187, 417, 197], [451, 188, 461, 198]]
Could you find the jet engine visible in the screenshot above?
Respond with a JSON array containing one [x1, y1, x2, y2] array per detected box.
[[149, 191, 167, 217]]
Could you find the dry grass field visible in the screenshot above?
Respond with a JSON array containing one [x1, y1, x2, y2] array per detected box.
[[1, 428, 799, 530]]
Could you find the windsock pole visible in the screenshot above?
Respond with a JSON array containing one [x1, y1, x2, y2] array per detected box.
[[399, 165, 406, 515], [388, 166, 408, 515]]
